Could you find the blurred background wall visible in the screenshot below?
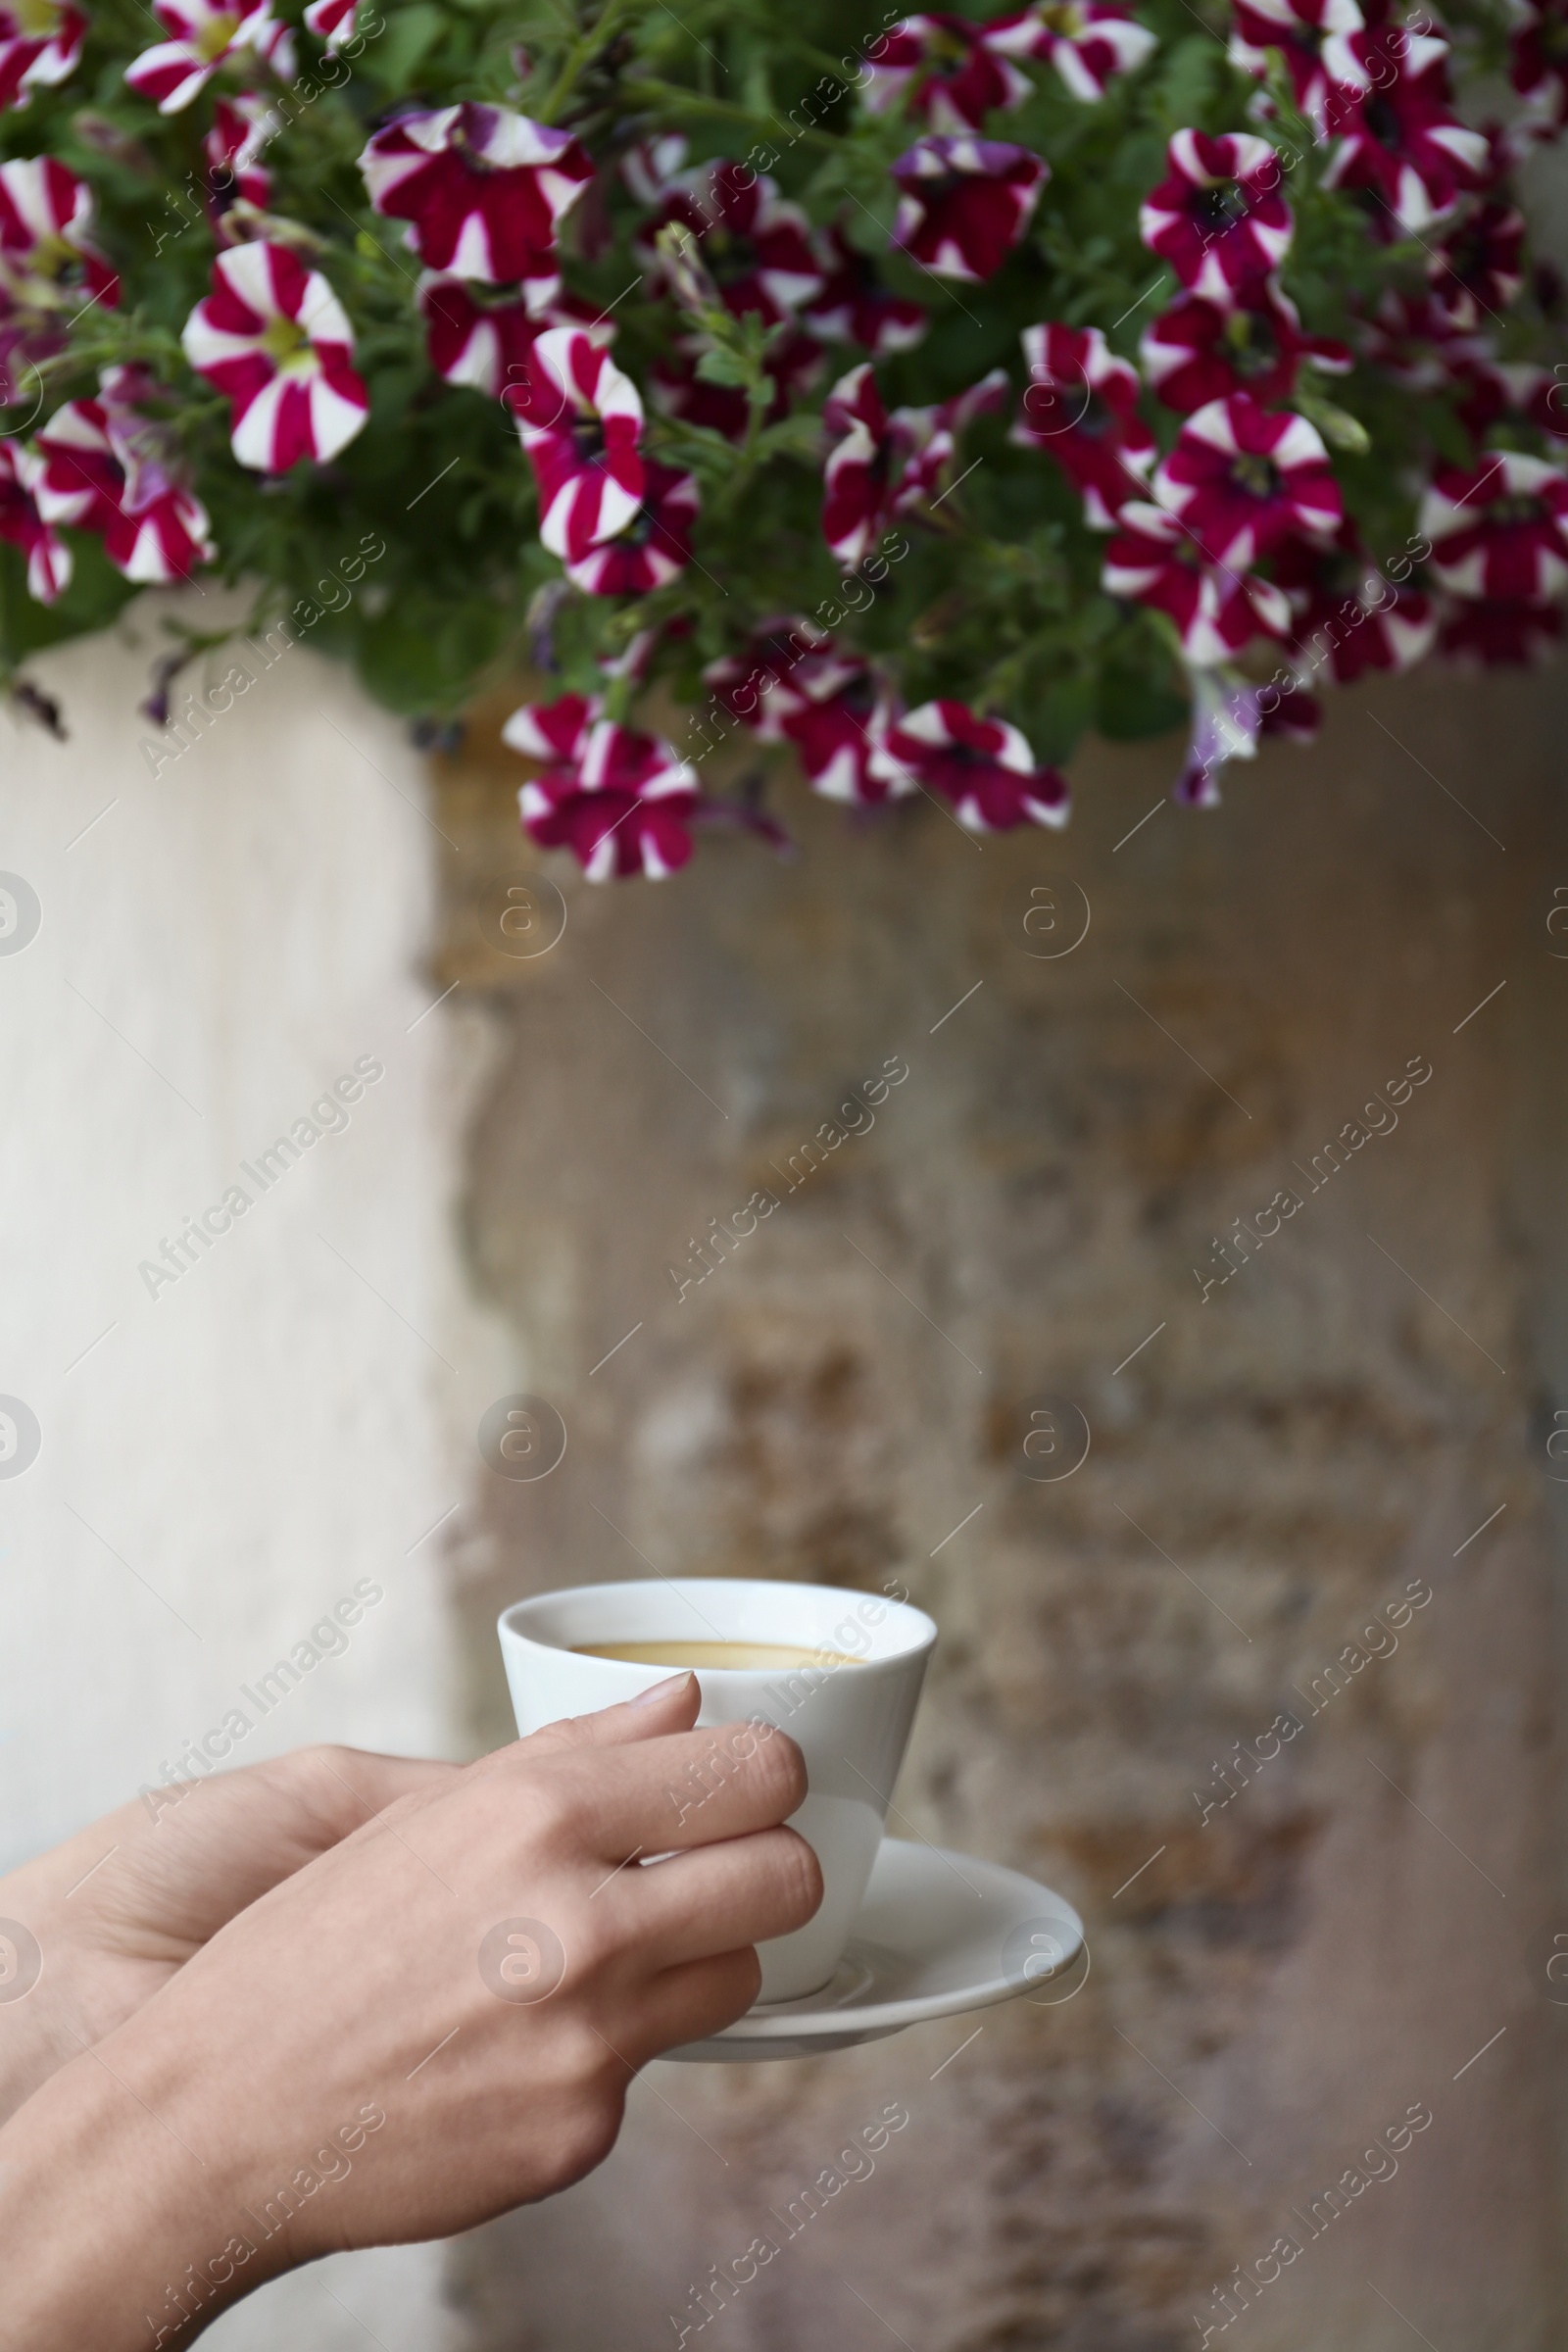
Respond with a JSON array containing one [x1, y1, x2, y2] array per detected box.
[[6, 601, 1568, 2350]]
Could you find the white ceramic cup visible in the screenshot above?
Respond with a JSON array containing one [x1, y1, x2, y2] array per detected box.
[[498, 1577, 937, 2003]]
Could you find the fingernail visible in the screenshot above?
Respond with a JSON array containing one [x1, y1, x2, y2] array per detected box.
[[629, 1671, 694, 1708]]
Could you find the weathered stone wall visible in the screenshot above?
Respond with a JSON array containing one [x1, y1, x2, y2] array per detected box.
[[429, 662, 1568, 2352]]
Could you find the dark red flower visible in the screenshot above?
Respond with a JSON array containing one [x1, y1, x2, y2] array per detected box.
[[783, 663, 906, 805], [513, 326, 645, 566], [805, 223, 928, 356], [1226, 0, 1366, 131], [1509, 0, 1568, 132], [31, 388, 214, 582], [635, 158, 824, 325], [1426, 198, 1525, 332], [0, 156, 119, 404], [822, 362, 1006, 563], [1154, 392, 1341, 568], [0, 0, 84, 113], [651, 326, 822, 440], [1142, 281, 1350, 416], [1014, 318, 1154, 526], [1420, 452, 1568, 601], [704, 618, 842, 741], [1102, 500, 1292, 662], [986, 1, 1156, 101], [1438, 595, 1563, 666], [359, 105, 593, 284], [504, 694, 701, 881], [1139, 130, 1293, 303], [1322, 30, 1488, 232], [564, 462, 698, 596], [0, 433, 68, 601], [869, 700, 1069, 829], [1272, 527, 1437, 682], [862, 13, 1032, 129], [1355, 287, 1488, 391], [890, 136, 1048, 282]]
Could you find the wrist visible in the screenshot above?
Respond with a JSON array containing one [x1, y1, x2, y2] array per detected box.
[[0, 1873, 97, 2125], [0, 2007, 286, 2349]]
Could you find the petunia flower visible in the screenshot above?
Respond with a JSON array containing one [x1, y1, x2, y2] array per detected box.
[[1510, 0, 1568, 131], [418, 271, 559, 396], [0, 156, 119, 405], [504, 693, 702, 881], [1141, 281, 1349, 415], [805, 223, 928, 356], [704, 618, 841, 741], [1152, 391, 1341, 567], [564, 461, 698, 596], [31, 394, 214, 581], [782, 664, 906, 805], [514, 324, 645, 564], [1451, 355, 1566, 448], [1419, 452, 1568, 600], [1014, 319, 1154, 527], [1354, 286, 1487, 391], [1272, 527, 1436, 682], [0, 433, 69, 600], [1425, 198, 1525, 332], [652, 325, 823, 440], [1321, 30, 1488, 231], [890, 135, 1048, 281], [1227, 0, 1366, 132], [359, 104, 593, 284], [635, 159, 824, 324], [820, 362, 1005, 564], [181, 241, 368, 471], [861, 15, 1033, 131], [986, 1, 1157, 102], [1140, 130, 1293, 303], [0, 0, 85, 113], [1102, 499, 1292, 662], [305, 0, 359, 46], [205, 94, 275, 220], [1438, 595, 1563, 666], [125, 0, 295, 116], [869, 699, 1070, 828]]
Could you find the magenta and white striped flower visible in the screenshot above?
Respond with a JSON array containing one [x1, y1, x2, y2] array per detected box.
[[417, 270, 562, 397], [504, 693, 702, 882], [821, 363, 1004, 564], [1014, 320, 1154, 527], [1321, 29, 1487, 232], [986, 2, 1156, 103], [1227, 0, 1366, 132], [514, 326, 645, 564], [0, 0, 85, 113], [360, 105, 593, 284], [1439, 595, 1562, 667], [861, 15, 1032, 132], [634, 159, 825, 325], [1153, 393, 1340, 567], [704, 618, 839, 742], [31, 395, 214, 581], [1141, 283, 1349, 416], [1102, 500, 1292, 663], [805, 224, 928, 356], [1139, 130, 1292, 302], [1419, 452, 1568, 601], [181, 242, 368, 472], [783, 664, 904, 805], [0, 434, 69, 601], [890, 136, 1048, 282], [304, 0, 358, 47], [206, 94, 274, 217], [564, 462, 698, 596], [0, 154, 118, 311], [869, 700, 1070, 829], [124, 0, 295, 115], [1272, 528, 1437, 682]]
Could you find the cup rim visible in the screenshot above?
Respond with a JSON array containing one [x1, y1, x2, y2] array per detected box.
[[497, 1575, 937, 1677]]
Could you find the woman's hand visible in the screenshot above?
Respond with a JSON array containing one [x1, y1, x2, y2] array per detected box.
[[0, 1744, 458, 2123], [0, 1672, 820, 2350]]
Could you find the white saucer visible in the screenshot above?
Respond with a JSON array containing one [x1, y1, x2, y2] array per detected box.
[[662, 1838, 1086, 2062]]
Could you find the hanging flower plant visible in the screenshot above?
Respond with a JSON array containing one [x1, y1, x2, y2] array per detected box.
[[0, 0, 1564, 874]]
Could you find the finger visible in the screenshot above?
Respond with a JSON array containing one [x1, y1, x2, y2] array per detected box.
[[609, 1826, 823, 1970], [513, 1672, 701, 1760], [540, 1720, 808, 1860], [623, 1945, 763, 2065]]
